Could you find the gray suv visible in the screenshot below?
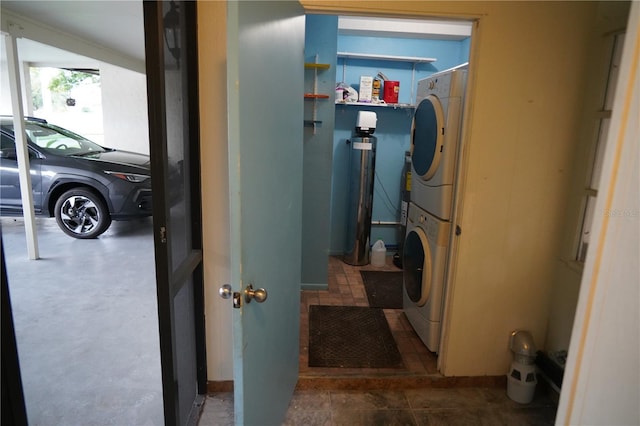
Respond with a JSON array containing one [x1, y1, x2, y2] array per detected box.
[[0, 116, 152, 238]]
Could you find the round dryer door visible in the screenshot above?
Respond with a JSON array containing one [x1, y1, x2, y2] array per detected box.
[[411, 96, 444, 181], [402, 227, 433, 306]]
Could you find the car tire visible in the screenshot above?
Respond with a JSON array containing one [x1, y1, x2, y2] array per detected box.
[[54, 188, 112, 239]]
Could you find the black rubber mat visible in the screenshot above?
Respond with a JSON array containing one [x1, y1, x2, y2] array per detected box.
[[360, 271, 403, 309], [308, 305, 404, 368]]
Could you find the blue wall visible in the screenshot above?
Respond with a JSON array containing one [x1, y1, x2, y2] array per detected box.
[[329, 35, 471, 254], [301, 15, 338, 288], [302, 20, 471, 260]]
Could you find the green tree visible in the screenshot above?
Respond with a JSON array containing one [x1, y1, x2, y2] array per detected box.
[[30, 68, 43, 110], [48, 70, 99, 96]]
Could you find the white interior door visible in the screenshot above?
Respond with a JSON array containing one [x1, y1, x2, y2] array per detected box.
[[225, 2, 305, 425]]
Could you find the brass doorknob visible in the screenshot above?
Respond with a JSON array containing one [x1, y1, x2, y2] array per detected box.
[[244, 284, 268, 303], [219, 284, 233, 299]]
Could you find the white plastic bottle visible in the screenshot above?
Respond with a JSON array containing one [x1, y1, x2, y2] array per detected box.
[[371, 239, 386, 267]]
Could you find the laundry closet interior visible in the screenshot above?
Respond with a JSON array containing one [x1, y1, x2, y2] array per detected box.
[[301, 14, 471, 285], [300, 14, 473, 371]]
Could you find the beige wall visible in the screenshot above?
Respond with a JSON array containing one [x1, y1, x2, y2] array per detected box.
[[544, 1, 630, 355], [302, 1, 598, 376], [198, 2, 234, 381], [557, 2, 638, 421], [199, 0, 614, 379]]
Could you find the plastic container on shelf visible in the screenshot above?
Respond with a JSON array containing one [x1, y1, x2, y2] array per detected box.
[[371, 239, 387, 267], [383, 81, 399, 103]]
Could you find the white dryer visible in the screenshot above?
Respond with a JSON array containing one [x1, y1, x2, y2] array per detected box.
[[402, 201, 450, 353], [410, 63, 468, 221]]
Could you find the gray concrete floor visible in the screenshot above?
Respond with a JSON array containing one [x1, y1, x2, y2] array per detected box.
[[2, 216, 163, 426]]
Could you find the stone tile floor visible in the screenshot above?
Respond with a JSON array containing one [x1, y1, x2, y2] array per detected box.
[[200, 387, 556, 425], [200, 255, 557, 425], [299, 256, 438, 377]]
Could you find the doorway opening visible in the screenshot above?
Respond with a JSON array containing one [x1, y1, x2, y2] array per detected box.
[[1, 5, 162, 424], [300, 14, 474, 381], [28, 67, 104, 143]]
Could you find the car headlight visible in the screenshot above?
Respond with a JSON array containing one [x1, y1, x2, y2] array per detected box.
[[104, 171, 150, 183]]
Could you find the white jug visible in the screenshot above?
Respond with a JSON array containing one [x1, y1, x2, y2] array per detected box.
[[371, 239, 386, 267]]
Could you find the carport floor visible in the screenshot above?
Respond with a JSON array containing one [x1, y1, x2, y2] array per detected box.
[[2, 217, 163, 426]]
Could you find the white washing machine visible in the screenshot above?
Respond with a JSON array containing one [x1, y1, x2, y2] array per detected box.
[[402, 201, 450, 353], [410, 63, 468, 221]]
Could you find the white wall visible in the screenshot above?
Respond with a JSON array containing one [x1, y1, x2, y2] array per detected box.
[[0, 53, 13, 113], [556, 3, 639, 423], [2, 10, 148, 154], [1, 49, 148, 154], [100, 62, 149, 154]]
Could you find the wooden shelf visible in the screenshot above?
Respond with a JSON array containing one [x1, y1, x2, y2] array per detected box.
[[335, 101, 414, 109], [304, 57, 331, 134], [337, 52, 437, 63], [305, 93, 330, 99], [336, 51, 437, 105], [305, 63, 331, 69]]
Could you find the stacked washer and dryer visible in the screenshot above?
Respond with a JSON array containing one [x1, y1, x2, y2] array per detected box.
[[402, 63, 468, 353]]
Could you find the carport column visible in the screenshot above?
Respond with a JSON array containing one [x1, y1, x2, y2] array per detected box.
[[3, 32, 39, 260]]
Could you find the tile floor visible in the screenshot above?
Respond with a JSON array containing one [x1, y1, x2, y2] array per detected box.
[[200, 255, 558, 425], [299, 255, 438, 378], [200, 387, 557, 426]]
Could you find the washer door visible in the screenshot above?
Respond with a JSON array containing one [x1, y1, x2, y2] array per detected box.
[[402, 227, 433, 307], [411, 96, 444, 181]]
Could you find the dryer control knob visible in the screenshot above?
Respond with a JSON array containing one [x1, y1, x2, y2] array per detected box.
[[428, 80, 435, 90]]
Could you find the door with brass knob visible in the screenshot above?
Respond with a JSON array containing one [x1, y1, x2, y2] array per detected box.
[[221, 1, 304, 424], [219, 284, 268, 308], [244, 284, 268, 304]]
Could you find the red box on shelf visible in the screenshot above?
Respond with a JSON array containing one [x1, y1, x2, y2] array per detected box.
[[383, 81, 399, 103]]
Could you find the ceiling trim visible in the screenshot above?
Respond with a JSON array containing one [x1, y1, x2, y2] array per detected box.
[[338, 16, 472, 40]]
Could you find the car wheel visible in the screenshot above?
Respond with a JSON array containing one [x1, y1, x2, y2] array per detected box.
[[54, 188, 112, 239]]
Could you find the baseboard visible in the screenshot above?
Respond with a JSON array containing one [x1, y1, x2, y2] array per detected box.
[[295, 375, 506, 391], [207, 380, 233, 393], [301, 282, 329, 291], [208, 375, 507, 393]]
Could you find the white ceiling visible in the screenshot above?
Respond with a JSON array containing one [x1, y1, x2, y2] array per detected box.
[[1, 0, 145, 66]]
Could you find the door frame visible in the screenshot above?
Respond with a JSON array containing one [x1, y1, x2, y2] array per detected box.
[[143, 1, 207, 423], [1, 229, 29, 426]]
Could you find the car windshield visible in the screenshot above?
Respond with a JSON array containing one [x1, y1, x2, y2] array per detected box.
[[3, 121, 108, 156]]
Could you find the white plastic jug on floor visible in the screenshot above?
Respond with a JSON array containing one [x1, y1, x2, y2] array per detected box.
[[371, 239, 386, 267]]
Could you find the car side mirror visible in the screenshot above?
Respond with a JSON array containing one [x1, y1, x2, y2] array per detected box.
[[0, 148, 18, 160]]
